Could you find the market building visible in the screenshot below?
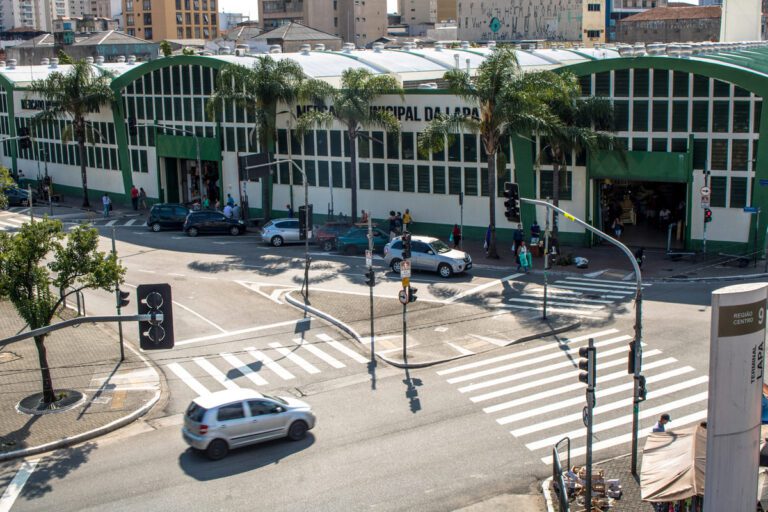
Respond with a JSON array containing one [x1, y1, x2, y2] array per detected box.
[[1, 41, 768, 254]]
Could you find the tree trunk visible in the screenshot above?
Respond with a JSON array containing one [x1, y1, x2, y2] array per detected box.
[[349, 128, 358, 223], [34, 335, 55, 404], [77, 122, 90, 208], [486, 149, 499, 259]]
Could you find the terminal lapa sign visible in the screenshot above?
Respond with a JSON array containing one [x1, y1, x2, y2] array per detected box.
[[718, 300, 765, 338], [296, 105, 481, 122]]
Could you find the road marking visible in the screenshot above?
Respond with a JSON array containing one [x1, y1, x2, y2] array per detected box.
[[551, 283, 634, 295], [491, 303, 603, 318], [234, 280, 292, 305], [105, 220, 117, 227], [173, 301, 226, 333], [585, 270, 606, 278], [168, 273, 185, 277], [565, 276, 650, 287], [436, 329, 620, 376], [294, 337, 345, 368], [220, 352, 269, 386], [137, 269, 156, 273], [447, 342, 475, 356], [513, 292, 615, 304], [317, 333, 369, 363], [125, 219, 136, 226], [0, 459, 39, 512], [269, 343, 320, 374], [176, 318, 310, 346], [502, 297, 605, 309], [444, 273, 523, 304], [194, 357, 240, 390], [245, 347, 295, 380], [469, 334, 510, 347], [167, 363, 210, 396], [561, 278, 646, 290]]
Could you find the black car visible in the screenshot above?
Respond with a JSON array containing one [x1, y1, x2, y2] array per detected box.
[[183, 211, 245, 237], [3, 187, 34, 207], [147, 203, 190, 232]]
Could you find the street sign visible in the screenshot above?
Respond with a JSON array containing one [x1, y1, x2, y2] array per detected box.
[[400, 260, 411, 278], [398, 289, 408, 305], [582, 406, 589, 427], [365, 250, 372, 267], [700, 186, 711, 196], [701, 196, 710, 208], [744, 206, 760, 214]]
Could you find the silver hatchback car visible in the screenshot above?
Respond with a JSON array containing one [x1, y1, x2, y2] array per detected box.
[[260, 218, 308, 247], [182, 388, 316, 460], [383, 235, 472, 278]]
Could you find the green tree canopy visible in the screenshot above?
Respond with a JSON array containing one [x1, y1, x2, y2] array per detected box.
[[159, 40, 173, 57], [0, 166, 16, 210]]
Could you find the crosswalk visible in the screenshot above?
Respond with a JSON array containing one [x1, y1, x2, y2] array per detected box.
[[0, 209, 146, 232], [165, 333, 370, 397], [437, 328, 708, 465], [494, 276, 648, 318]]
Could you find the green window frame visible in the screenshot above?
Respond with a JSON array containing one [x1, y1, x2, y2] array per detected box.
[[711, 139, 728, 170], [672, 101, 688, 132], [373, 163, 385, 190], [318, 161, 329, 187], [316, 131, 328, 156], [632, 138, 648, 151], [672, 72, 689, 97], [614, 69, 629, 97], [448, 167, 461, 195], [539, 170, 572, 200], [730, 177, 748, 208], [448, 135, 461, 162], [464, 167, 478, 196], [432, 166, 446, 194], [692, 101, 709, 132], [710, 176, 727, 207], [386, 132, 399, 159], [633, 101, 648, 131], [303, 132, 315, 156], [305, 160, 316, 186], [387, 164, 400, 191], [731, 140, 749, 171], [403, 164, 415, 192], [359, 162, 371, 189], [633, 69, 649, 97], [733, 102, 750, 133], [401, 132, 414, 160], [712, 101, 730, 132], [463, 134, 477, 162], [755, 102, 762, 133], [595, 72, 610, 96], [693, 75, 710, 97], [372, 131, 384, 159], [652, 101, 668, 131], [417, 165, 430, 193], [652, 138, 667, 152], [653, 70, 669, 97], [613, 100, 629, 131], [330, 131, 342, 157], [358, 133, 370, 159], [332, 161, 343, 188], [713, 79, 730, 97], [693, 139, 707, 168]]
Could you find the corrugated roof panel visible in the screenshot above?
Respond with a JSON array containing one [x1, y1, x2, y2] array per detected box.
[[404, 48, 486, 70], [348, 49, 449, 73]]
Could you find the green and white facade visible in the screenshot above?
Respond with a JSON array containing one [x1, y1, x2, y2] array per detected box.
[[3, 42, 768, 252]]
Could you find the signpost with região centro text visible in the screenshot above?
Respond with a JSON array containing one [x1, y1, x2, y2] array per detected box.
[[704, 283, 768, 511]]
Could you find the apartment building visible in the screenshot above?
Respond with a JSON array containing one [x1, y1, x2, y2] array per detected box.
[[436, 0, 455, 21], [398, 0, 436, 26], [0, 0, 69, 32], [122, 0, 218, 41], [70, 0, 112, 18], [258, 0, 386, 47]]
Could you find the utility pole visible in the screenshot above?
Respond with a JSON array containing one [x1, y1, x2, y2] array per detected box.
[[543, 204, 551, 320], [703, 167, 710, 255], [112, 228, 125, 362], [366, 215, 375, 363], [578, 338, 597, 512], [459, 192, 464, 250]]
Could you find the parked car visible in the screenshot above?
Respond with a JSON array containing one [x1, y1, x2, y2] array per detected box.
[[314, 221, 354, 251], [147, 203, 190, 232], [183, 211, 245, 237], [260, 218, 307, 247], [3, 187, 35, 207], [383, 235, 472, 278], [336, 227, 390, 255], [182, 388, 316, 460]]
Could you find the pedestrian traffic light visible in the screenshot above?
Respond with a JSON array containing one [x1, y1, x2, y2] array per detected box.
[[402, 232, 412, 260], [128, 116, 138, 137], [365, 269, 375, 287], [503, 182, 521, 223], [116, 288, 130, 308], [704, 208, 712, 223], [578, 345, 596, 387], [18, 127, 31, 150], [408, 286, 418, 303], [137, 283, 174, 350], [298, 204, 313, 240], [634, 375, 647, 402]]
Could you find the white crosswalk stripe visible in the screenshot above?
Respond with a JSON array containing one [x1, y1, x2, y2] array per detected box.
[[437, 328, 708, 465], [220, 352, 269, 386], [167, 363, 210, 397], [245, 348, 295, 381], [269, 342, 321, 374], [194, 357, 240, 390], [317, 333, 369, 363]]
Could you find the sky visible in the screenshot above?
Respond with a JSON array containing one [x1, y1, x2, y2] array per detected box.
[[218, 0, 399, 19]]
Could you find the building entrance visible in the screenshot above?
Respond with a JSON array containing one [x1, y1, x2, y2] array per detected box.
[[597, 179, 687, 249], [163, 157, 220, 206]]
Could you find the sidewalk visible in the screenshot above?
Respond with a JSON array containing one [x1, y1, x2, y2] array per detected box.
[[0, 301, 161, 461]]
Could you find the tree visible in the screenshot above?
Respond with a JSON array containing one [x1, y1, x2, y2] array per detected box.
[[159, 40, 173, 57], [29, 60, 115, 208], [0, 220, 124, 404], [182, 47, 195, 56], [0, 166, 15, 210], [56, 49, 74, 65], [418, 48, 555, 258], [207, 56, 324, 221], [296, 68, 403, 223]]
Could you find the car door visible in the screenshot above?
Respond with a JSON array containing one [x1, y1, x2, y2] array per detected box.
[[213, 402, 254, 448], [373, 229, 389, 251], [157, 207, 172, 227], [248, 399, 289, 441], [410, 241, 433, 270], [173, 206, 188, 229], [287, 220, 301, 241], [207, 212, 228, 234]]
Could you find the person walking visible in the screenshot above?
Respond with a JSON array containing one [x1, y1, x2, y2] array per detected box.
[[202, 195, 210, 209], [517, 241, 532, 272], [388, 211, 398, 240], [635, 247, 646, 270], [360, 209, 369, 224], [287, 204, 294, 218], [403, 209, 413, 231], [130, 185, 139, 211], [232, 203, 241, 220], [395, 212, 403, 235], [214, 198, 221, 210], [652, 414, 671, 433], [139, 187, 147, 210], [612, 216, 623, 239], [451, 224, 461, 248], [484, 224, 492, 255], [102, 193, 111, 218], [226, 193, 235, 207], [512, 227, 524, 254]]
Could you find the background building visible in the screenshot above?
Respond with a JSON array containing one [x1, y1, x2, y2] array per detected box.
[[616, 5, 721, 43], [219, 11, 245, 31], [608, 0, 669, 40], [436, 0, 455, 21], [6, 30, 157, 63], [122, 0, 218, 41], [253, 22, 342, 52], [0, 0, 69, 32], [69, 0, 111, 18]]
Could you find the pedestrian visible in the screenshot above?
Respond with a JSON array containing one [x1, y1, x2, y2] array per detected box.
[[102, 193, 111, 218], [287, 203, 294, 218], [612, 216, 623, 239], [214, 198, 221, 210], [139, 187, 147, 210], [652, 413, 671, 433], [130, 185, 139, 210], [451, 224, 461, 248], [635, 247, 646, 269], [484, 224, 491, 255], [659, 207, 671, 225], [395, 212, 403, 235], [517, 241, 532, 272], [512, 227, 524, 254], [403, 209, 413, 231], [530, 220, 541, 243], [192, 199, 201, 211], [232, 203, 241, 220], [226, 193, 235, 207], [223, 203, 233, 219], [388, 210, 398, 240], [360, 209, 369, 224], [202, 195, 210, 209]]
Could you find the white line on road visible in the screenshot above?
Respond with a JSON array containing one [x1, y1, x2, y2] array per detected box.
[[294, 337, 345, 368], [565, 276, 650, 287], [194, 357, 240, 390], [491, 303, 604, 317], [137, 269, 156, 273], [561, 278, 647, 289], [220, 352, 268, 386], [245, 348, 295, 380], [269, 343, 320, 374], [447, 342, 475, 356], [316, 333, 369, 363], [125, 219, 136, 226], [105, 220, 117, 227], [166, 363, 210, 396], [551, 283, 634, 295], [175, 318, 310, 346], [444, 273, 523, 304], [172, 301, 226, 333], [168, 273, 185, 277], [0, 459, 39, 512]]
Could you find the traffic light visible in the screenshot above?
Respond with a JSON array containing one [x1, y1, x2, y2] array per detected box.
[[634, 375, 647, 402], [503, 182, 521, 223], [116, 288, 130, 308], [137, 283, 174, 350], [128, 116, 138, 136], [365, 269, 375, 287], [578, 345, 596, 387], [298, 204, 313, 240], [408, 286, 418, 303], [402, 232, 412, 259], [704, 208, 712, 223], [18, 127, 31, 150]]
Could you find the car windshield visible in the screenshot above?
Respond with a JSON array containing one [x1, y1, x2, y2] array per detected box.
[[431, 239, 452, 254], [262, 394, 288, 405]]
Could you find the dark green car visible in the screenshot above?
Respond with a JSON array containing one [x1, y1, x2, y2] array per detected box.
[[336, 228, 390, 255]]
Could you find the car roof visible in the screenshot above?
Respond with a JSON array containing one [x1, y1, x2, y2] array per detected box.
[[154, 203, 187, 208], [193, 388, 264, 408], [389, 235, 438, 243]]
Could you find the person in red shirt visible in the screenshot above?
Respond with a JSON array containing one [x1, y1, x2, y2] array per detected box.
[[130, 185, 139, 211]]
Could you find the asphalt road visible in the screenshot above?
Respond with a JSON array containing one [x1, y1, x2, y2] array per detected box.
[[0, 211, 745, 511]]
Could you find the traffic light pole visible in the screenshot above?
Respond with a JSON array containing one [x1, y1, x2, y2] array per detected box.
[[582, 338, 596, 512], [367, 215, 375, 364], [111, 228, 125, 362]]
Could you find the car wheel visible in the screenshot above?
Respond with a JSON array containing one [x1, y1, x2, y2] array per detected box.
[[151, 222, 161, 232], [287, 421, 308, 441], [229, 226, 240, 236], [345, 245, 357, 256], [205, 439, 229, 460], [438, 263, 453, 279], [271, 235, 284, 247], [390, 259, 402, 274], [322, 240, 334, 252], [187, 227, 198, 237]]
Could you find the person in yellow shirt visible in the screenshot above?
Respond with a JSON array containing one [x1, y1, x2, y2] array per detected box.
[[403, 209, 413, 231]]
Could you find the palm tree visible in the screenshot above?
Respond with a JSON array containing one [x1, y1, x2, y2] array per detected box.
[[418, 48, 556, 259], [539, 71, 619, 239], [29, 60, 115, 208], [295, 68, 403, 224], [207, 56, 324, 221]]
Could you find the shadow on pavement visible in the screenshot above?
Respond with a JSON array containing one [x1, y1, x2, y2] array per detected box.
[[9, 442, 98, 500], [178, 435, 315, 481]]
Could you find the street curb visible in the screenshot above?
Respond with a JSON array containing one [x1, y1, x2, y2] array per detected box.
[[541, 477, 556, 512], [284, 291, 581, 369], [0, 341, 162, 462], [656, 272, 768, 283]]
